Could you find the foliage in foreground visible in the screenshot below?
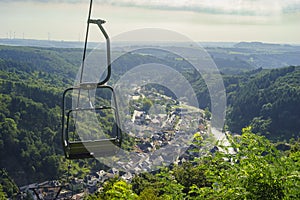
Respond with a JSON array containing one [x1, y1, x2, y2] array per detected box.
[[86, 128, 300, 200]]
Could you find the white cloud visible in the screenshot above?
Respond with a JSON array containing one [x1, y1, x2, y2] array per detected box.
[[1, 0, 299, 43], [1, 0, 299, 16], [95, 0, 300, 16]]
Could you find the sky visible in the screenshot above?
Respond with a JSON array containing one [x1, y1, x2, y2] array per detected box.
[[0, 0, 300, 43]]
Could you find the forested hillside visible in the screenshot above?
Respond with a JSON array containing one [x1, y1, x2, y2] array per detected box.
[[0, 44, 299, 198], [225, 66, 300, 141], [0, 45, 80, 195]]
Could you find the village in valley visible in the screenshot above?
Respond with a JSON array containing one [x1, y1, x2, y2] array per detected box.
[[19, 85, 215, 200]]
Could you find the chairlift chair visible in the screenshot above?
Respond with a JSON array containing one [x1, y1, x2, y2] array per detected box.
[[62, 0, 122, 159]]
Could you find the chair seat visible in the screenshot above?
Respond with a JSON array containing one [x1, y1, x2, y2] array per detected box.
[[67, 138, 119, 159]]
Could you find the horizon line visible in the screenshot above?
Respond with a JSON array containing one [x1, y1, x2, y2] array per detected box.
[[1, 38, 300, 46]]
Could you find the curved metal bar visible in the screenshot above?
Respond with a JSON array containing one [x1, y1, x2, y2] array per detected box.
[[62, 87, 75, 158], [89, 19, 111, 85]]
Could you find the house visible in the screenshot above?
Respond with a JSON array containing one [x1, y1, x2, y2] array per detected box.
[[138, 142, 153, 153], [132, 110, 145, 124], [108, 167, 119, 175], [121, 172, 133, 182]]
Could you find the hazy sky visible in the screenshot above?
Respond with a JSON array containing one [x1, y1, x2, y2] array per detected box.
[[1, 0, 300, 43]]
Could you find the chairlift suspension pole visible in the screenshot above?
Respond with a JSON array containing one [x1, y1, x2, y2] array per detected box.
[[80, 0, 93, 84], [75, 0, 93, 111]]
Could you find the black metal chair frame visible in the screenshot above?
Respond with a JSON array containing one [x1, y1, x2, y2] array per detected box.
[[62, 85, 122, 159]]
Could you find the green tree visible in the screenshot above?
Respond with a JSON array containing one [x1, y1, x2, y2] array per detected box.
[[0, 170, 18, 198], [173, 162, 211, 194], [105, 180, 138, 200], [196, 127, 299, 199], [142, 98, 153, 113], [0, 118, 19, 146], [0, 185, 7, 200], [138, 188, 160, 200], [250, 116, 272, 135], [204, 107, 211, 120]]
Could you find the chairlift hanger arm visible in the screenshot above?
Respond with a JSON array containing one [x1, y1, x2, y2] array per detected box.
[[81, 0, 111, 86], [88, 18, 111, 85]]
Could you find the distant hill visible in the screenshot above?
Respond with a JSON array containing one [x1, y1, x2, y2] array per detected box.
[[0, 38, 99, 49], [234, 41, 295, 49], [207, 42, 300, 70], [0, 45, 81, 81], [2, 38, 300, 72]]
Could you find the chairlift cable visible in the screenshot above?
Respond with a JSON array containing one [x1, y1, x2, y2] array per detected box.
[[73, 0, 93, 142], [80, 0, 93, 84]]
